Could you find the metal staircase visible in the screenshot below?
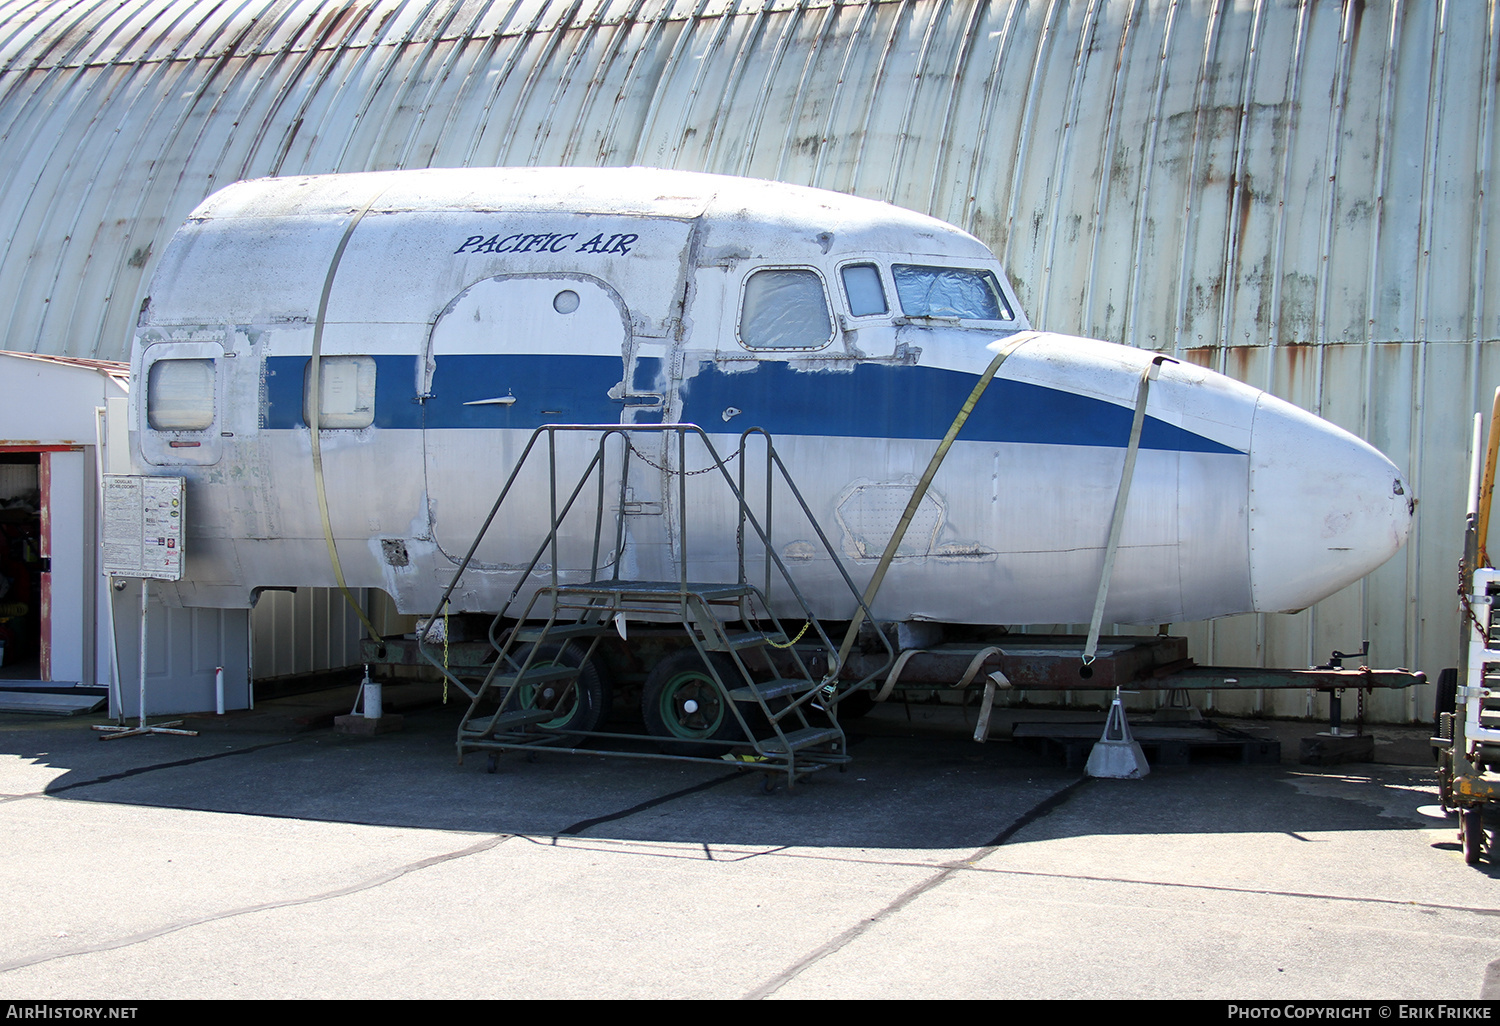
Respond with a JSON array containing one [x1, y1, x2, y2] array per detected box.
[[420, 424, 893, 789], [1453, 567, 1500, 775]]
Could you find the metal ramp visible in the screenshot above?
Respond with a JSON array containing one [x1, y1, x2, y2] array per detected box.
[[422, 425, 892, 790]]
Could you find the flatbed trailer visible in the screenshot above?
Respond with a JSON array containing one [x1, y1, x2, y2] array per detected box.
[[363, 629, 1424, 717]]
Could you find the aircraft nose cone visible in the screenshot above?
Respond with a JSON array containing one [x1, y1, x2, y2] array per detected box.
[[1247, 393, 1412, 613]]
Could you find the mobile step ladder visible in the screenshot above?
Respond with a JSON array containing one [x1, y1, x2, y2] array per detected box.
[[418, 424, 894, 790]]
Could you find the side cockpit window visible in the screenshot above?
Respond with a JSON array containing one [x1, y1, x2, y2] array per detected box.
[[892, 264, 1014, 321], [840, 263, 888, 317], [738, 268, 834, 350], [304, 356, 376, 429], [147, 358, 216, 431]]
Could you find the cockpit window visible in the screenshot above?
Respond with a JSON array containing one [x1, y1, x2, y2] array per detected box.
[[739, 268, 834, 350], [840, 263, 888, 316], [892, 264, 1014, 321]]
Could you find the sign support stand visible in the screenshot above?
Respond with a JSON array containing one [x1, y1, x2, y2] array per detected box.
[[94, 475, 198, 740], [94, 579, 197, 739]]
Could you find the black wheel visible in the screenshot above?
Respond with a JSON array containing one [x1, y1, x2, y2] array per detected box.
[[510, 644, 612, 735], [1462, 808, 1485, 865], [1433, 667, 1457, 764], [641, 649, 745, 756], [485, 752, 499, 774]]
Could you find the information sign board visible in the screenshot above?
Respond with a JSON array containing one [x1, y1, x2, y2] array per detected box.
[[102, 475, 185, 580]]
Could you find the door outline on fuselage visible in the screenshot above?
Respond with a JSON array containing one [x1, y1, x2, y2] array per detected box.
[[420, 273, 672, 578]]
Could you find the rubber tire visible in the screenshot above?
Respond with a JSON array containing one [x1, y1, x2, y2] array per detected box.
[[1462, 808, 1485, 866], [1433, 667, 1458, 764], [641, 649, 745, 756], [510, 644, 612, 735]]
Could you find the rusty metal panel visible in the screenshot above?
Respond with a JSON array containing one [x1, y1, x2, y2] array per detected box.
[[1155, 338, 1497, 724]]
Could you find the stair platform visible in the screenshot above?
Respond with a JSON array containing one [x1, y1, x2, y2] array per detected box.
[[461, 707, 559, 739], [759, 726, 844, 756], [552, 580, 756, 602], [728, 678, 816, 701]]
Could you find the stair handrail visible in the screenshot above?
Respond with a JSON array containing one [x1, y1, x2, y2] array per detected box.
[[736, 428, 896, 701], [418, 423, 894, 706]]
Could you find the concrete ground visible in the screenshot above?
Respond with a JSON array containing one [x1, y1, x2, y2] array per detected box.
[[0, 691, 1494, 1000]]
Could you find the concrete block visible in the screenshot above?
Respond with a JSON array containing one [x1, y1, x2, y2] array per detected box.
[[333, 713, 405, 736], [1298, 732, 1376, 765]]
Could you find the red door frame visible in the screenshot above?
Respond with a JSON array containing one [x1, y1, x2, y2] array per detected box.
[[3, 445, 82, 680]]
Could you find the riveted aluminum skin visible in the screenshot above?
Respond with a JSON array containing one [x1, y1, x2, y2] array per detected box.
[[127, 166, 1411, 635]]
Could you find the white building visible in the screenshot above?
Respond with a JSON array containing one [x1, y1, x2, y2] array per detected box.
[[0, 353, 124, 698]]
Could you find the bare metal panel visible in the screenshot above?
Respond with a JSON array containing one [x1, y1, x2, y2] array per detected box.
[[1, 0, 1494, 717]]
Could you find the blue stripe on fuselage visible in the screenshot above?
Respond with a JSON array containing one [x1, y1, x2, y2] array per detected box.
[[262, 354, 1242, 455], [263, 355, 424, 429], [680, 360, 1241, 454]]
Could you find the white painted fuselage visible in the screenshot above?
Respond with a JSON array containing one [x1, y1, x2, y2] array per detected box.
[[128, 168, 1412, 626]]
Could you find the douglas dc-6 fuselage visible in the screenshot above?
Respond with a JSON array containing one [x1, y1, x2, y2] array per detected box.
[[128, 167, 1412, 630]]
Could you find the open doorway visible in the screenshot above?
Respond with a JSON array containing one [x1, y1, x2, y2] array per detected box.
[[0, 453, 41, 679]]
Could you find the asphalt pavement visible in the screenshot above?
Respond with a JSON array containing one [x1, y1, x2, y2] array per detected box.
[[0, 695, 1495, 1000]]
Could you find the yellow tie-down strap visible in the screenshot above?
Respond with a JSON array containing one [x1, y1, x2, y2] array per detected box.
[[828, 332, 1039, 681]]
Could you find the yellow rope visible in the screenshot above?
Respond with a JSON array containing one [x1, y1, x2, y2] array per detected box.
[[308, 186, 387, 643]]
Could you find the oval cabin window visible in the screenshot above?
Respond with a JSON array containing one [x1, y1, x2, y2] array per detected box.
[[147, 358, 216, 431]]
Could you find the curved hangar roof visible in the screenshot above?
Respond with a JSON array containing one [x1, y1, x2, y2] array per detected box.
[[0, 0, 1491, 362]]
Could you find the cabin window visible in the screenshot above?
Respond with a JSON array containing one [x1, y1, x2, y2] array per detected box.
[[303, 356, 376, 429], [892, 264, 1014, 321], [840, 263, 888, 316], [739, 268, 833, 350], [147, 358, 216, 431]]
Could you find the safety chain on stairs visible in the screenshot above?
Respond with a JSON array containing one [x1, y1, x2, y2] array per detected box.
[[628, 439, 739, 476]]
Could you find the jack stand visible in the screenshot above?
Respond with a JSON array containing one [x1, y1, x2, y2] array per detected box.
[[1152, 687, 1203, 724], [335, 665, 404, 736], [1299, 684, 1375, 764], [1086, 688, 1150, 779]]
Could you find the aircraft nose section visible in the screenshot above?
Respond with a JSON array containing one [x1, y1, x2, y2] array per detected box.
[[1247, 394, 1412, 613]]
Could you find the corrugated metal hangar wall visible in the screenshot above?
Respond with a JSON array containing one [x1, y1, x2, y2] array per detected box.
[[0, 0, 1494, 721]]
